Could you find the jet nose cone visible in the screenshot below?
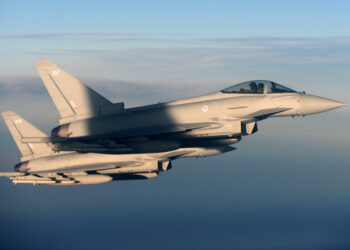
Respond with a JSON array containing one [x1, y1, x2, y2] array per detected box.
[[300, 94, 347, 115]]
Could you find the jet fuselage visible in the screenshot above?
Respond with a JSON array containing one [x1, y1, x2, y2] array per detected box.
[[51, 90, 340, 154]]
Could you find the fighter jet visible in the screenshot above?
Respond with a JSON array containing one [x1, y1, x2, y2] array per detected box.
[[0, 60, 346, 185], [0, 111, 232, 185]]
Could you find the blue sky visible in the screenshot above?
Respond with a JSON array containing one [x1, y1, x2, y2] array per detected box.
[[1, 0, 350, 36], [0, 1, 349, 249]]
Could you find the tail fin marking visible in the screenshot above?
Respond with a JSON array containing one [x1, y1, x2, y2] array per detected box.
[[1, 111, 52, 157], [34, 59, 112, 122]]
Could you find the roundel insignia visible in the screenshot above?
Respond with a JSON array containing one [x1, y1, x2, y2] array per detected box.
[[202, 105, 208, 112]]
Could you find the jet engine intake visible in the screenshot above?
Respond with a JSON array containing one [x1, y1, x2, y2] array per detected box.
[[52, 123, 70, 137], [14, 161, 29, 172]]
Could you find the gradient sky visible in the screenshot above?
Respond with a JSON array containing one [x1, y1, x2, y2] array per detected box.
[[0, 1, 350, 249]]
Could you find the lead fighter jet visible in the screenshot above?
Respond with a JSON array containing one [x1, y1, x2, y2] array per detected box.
[[0, 60, 346, 185]]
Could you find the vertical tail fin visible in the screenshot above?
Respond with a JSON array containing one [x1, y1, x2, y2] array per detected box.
[[1, 111, 52, 157], [34, 59, 112, 123]]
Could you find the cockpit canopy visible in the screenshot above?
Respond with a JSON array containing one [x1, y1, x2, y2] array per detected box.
[[221, 80, 296, 94]]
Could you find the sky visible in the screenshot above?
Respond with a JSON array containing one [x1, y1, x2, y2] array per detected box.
[[0, 0, 349, 249]]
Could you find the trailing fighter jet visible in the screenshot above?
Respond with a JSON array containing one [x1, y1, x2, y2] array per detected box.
[[0, 60, 346, 185]]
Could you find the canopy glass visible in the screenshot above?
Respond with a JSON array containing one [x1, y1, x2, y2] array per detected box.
[[221, 80, 296, 94]]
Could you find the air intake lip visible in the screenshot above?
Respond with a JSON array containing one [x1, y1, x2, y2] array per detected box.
[[14, 161, 29, 172], [51, 124, 70, 137]]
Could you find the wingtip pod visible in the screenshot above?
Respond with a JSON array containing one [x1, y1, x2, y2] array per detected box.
[[34, 59, 56, 70]]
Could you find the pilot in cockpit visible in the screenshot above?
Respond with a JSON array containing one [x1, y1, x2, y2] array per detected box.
[[249, 82, 258, 93], [258, 83, 264, 93]]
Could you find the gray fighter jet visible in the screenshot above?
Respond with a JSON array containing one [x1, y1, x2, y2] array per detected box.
[[0, 60, 346, 185]]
